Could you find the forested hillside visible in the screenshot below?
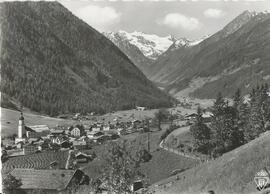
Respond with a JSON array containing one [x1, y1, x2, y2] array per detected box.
[[104, 31, 155, 76], [0, 1, 175, 116], [149, 11, 270, 99], [150, 130, 270, 194]]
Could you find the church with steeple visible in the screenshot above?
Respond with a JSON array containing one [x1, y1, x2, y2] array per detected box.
[[15, 112, 27, 146]]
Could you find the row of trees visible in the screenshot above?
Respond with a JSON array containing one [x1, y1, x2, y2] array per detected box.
[[191, 84, 270, 157]]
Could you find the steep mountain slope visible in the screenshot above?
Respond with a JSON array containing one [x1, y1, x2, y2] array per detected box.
[[149, 131, 270, 194], [0, 2, 175, 116], [105, 31, 205, 77], [149, 11, 270, 99], [104, 31, 155, 76]]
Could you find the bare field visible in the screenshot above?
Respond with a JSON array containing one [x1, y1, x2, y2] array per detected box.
[[1, 108, 75, 137]]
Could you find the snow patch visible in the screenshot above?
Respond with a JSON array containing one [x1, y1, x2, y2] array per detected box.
[[105, 30, 210, 60], [114, 30, 175, 60]]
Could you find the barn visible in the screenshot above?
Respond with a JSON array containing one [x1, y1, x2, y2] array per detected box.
[[9, 168, 85, 194]]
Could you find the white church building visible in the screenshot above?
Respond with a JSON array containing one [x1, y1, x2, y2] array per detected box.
[[15, 112, 27, 146]]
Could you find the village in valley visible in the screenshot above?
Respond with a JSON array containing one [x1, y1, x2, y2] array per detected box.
[[1, 102, 215, 193], [1, 1, 270, 194]]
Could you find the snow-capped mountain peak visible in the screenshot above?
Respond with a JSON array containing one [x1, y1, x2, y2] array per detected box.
[[105, 30, 175, 60], [105, 30, 211, 59], [218, 10, 270, 38], [170, 35, 211, 50]]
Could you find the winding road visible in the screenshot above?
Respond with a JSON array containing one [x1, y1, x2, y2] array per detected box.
[[159, 125, 202, 161]]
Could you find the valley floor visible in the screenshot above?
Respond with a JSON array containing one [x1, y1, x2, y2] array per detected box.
[[80, 124, 199, 184], [1, 108, 75, 137]]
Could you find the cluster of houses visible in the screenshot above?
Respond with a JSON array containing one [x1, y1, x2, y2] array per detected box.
[[1, 111, 150, 193], [2, 112, 150, 157]]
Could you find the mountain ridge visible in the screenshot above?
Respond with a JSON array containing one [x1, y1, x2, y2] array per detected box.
[[148, 10, 270, 99], [104, 30, 208, 76], [0, 1, 175, 116]]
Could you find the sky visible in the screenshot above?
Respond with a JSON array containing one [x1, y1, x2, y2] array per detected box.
[[59, 0, 270, 39], [5, 0, 270, 40]]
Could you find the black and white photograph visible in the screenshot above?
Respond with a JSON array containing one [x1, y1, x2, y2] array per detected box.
[[0, 0, 270, 193]]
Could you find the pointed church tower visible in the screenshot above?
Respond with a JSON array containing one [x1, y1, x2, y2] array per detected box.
[[18, 112, 25, 138]]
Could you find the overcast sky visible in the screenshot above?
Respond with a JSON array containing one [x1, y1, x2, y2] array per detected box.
[[59, 1, 270, 39]]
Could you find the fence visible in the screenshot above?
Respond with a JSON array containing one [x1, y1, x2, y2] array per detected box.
[[159, 140, 202, 161]]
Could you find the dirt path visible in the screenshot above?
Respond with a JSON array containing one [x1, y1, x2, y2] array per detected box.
[[160, 125, 202, 161], [159, 140, 201, 161], [164, 125, 190, 142]]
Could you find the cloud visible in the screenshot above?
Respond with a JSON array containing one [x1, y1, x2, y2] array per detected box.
[[75, 5, 121, 31], [203, 8, 226, 19], [158, 13, 201, 31]]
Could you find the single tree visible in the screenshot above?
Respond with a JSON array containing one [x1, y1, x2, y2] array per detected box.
[[3, 174, 23, 194], [2, 149, 9, 163], [212, 92, 226, 116], [100, 140, 145, 193], [246, 87, 265, 141], [233, 88, 241, 109], [190, 106, 211, 154], [154, 109, 169, 130]]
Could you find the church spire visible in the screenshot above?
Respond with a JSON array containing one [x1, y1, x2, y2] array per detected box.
[[19, 111, 24, 120]]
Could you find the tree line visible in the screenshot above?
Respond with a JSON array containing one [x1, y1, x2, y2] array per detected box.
[[191, 84, 270, 158]]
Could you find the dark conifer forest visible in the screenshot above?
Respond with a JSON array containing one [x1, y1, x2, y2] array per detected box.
[[0, 2, 175, 116]]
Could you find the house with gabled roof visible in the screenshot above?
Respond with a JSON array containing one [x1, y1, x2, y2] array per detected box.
[[9, 168, 86, 194], [70, 127, 82, 137]]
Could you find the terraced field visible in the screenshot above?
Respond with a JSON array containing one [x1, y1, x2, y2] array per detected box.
[[2, 151, 69, 174]]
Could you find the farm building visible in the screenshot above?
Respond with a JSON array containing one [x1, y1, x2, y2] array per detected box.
[[202, 111, 213, 123], [185, 113, 197, 120], [107, 133, 120, 140], [93, 135, 110, 144], [50, 136, 63, 144], [70, 127, 82, 137], [75, 152, 92, 163], [26, 130, 50, 138], [103, 124, 110, 131], [73, 140, 87, 150], [28, 125, 49, 132], [9, 168, 85, 194], [15, 140, 25, 149], [60, 140, 71, 149], [91, 126, 101, 132], [136, 106, 146, 111], [50, 129, 65, 136], [87, 131, 104, 139], [184, 112, 213, 123]]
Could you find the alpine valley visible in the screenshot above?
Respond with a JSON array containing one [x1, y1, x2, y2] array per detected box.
[[0, 1, 175, 116], [106, 10, 270, 101]]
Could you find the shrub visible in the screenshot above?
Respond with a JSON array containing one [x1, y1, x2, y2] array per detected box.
[[160, 124, 179, 142]]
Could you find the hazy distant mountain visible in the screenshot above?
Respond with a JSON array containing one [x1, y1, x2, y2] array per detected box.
[[149, 10, 270, 99], [0, 1, 175, 115]]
